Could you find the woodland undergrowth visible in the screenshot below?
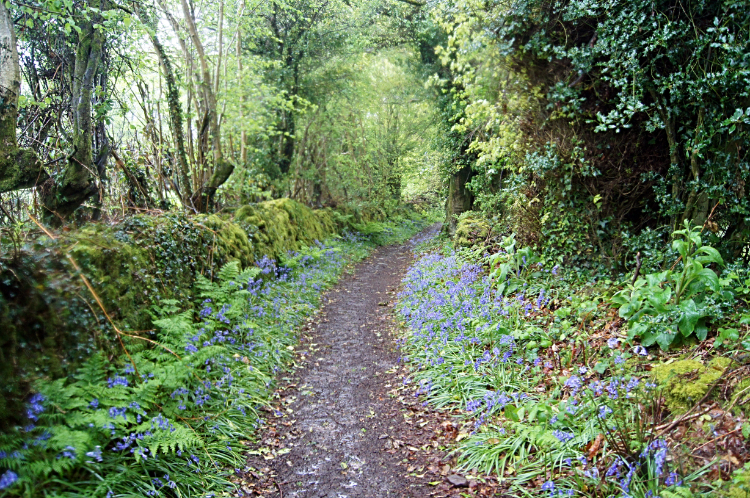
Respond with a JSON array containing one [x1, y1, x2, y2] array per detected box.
[[0, 216, 431, 497], [396, 227, 750, 498]]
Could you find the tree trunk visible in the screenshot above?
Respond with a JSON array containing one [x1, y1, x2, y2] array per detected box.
[[0, 2, 46, 193], [41, 18, 104, 222], [237, 0, 247, 164], [278, 108, 296, 176], [180, 0, 234, 212], [444, 165, 474, 234], [137, 4, 193, 205], [276, 55, 299, 177]]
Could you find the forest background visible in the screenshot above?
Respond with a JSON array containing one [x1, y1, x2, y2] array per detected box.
[[1, 0, 750, 495]]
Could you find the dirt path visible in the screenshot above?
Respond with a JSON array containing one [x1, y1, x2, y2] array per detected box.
[[239, 227, 464, 498]]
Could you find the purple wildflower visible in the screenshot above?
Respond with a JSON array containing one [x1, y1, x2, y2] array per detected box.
[[0, 470, 18, 489]]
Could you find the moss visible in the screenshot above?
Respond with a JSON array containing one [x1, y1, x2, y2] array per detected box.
[[315, 208, 338, 236], [454, 215, 490, 248], [0, 198, 341, 426], [235, 199, 335, 260], [67, 223, 153, 331], [0, 212, 225, 426], [726, 486, 750, 498], [652, 358, 730, 414], [722, 464, 750, 498], [0, 147, 46, 192], [194, 214, 254, 268], [730, 377, 750, 417]]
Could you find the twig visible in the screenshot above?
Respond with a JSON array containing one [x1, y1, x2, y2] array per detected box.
[[65, 255, 142, 378], [117, 330, 182, 360], [632, 251, 642, 285], [725, 382, 750, 413], [275, 479, 283, 498], [654, 405, 714, 433], [692, 427, 742, 453]]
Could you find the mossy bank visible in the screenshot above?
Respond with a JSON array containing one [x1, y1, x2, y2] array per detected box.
[[0, 199, 358, 427]]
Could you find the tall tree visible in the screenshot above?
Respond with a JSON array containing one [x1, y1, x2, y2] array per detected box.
[[0, 2, 46, 193], [40, 10, 105, 222], [253, 0, 351, 179]]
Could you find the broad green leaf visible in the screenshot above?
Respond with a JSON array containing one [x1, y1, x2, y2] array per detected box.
[[655, 331, 676, 350], [696, 268, 720, 293], [645, 271, 669, 288], [695, 246, 724, 266], [677, 299, 701, 337], [695, 318, 708, 341], [504, 404, 519, 422]]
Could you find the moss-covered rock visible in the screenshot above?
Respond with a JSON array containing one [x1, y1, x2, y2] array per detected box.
[[0, 199, 339, 427], [194, 214, 254, 268], [453, 215, 490, 248], [652, 357, 731, 414], [235, 198, 335, 260]]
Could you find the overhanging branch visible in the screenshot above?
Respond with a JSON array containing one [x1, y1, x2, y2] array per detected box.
[[391, 0, 425, 7]]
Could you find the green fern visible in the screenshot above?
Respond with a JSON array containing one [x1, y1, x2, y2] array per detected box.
[[0, 221, 426, 497]]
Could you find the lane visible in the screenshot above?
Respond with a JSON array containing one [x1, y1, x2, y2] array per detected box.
[[241, 229, 439, 498]]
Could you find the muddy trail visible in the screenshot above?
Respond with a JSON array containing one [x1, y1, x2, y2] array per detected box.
[[238, 227, 498, 497]]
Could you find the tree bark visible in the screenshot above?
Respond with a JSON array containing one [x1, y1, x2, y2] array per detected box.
[[445, 165, 474, 234], [0, 2, 47, 193]]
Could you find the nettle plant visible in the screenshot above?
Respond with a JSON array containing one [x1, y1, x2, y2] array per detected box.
[[612, 222, 728, 349]]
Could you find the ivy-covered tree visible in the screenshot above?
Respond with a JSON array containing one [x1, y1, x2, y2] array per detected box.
[[423, 0, 750, 262]]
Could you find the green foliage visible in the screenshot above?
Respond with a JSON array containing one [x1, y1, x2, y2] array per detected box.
[[612, 222, 729, 349], [288, 49, 444, 210], [721, 462, 750, 498], [234, 199, 336, 260], [453, 214, 490, 248], [426, 0, 750, 269], [0, 199, 362, 430], [396, 239, 716, 496], [488, 234, 542, 296], [0, 211, 433, 496]]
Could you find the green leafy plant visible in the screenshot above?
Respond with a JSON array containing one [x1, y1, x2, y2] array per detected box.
[[488, 235, 541, 296], [0, 216, 432, 497], [612, 222, 727, 349]]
